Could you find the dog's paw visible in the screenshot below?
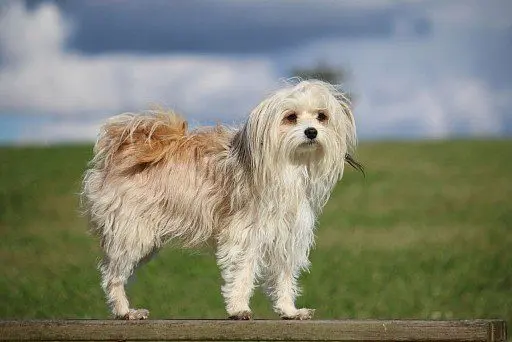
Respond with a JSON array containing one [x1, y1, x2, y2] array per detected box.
[[120, 308, 150, 320], [228, 310, 252, 320], [281, 308, 315, 320]]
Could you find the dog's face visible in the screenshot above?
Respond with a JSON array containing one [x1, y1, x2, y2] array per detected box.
[[278, 103, 332, 161], [267, 81, 355, 165]]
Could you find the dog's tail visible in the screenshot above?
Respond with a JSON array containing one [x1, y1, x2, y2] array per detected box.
[[90, 109, 188, 176]]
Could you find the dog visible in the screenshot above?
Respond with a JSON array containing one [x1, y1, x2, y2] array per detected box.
[[82, 79, 363, 320]]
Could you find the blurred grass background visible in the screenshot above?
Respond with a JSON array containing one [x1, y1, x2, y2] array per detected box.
[[0, 140, 510, 324]]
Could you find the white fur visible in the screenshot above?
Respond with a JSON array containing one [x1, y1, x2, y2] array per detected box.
[[82, 79, 357, 320]]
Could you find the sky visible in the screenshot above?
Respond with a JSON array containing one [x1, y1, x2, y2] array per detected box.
[[0, 0, 511, 144]]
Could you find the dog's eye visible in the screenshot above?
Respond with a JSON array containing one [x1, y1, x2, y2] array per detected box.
[[285, 112, 297, 124], [317, 111, 328, 122]]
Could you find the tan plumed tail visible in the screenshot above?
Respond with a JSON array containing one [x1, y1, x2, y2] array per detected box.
[[91, 110, 187, 176]]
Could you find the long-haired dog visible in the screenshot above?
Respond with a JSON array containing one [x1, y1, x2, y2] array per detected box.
[[82, 79, 363, 320]]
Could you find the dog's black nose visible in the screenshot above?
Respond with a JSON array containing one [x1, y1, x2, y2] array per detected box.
[[304, 127, 318, 140]]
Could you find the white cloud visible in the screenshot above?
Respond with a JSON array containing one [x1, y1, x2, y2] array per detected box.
[[18, 120, 103, 145], [0, 1, 69, 64], [0, 2, 277, 124]]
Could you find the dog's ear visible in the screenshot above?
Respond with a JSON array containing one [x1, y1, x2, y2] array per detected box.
[[333, 91, 357, 156], [231, 126, 252, 170], [345, 153, 365, 177], [335, 93, 354, 125]]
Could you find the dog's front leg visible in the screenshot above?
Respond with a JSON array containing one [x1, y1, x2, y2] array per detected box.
[[216, 237, 258, 320], [267, 263, 315, 320], [267, 202, 316, 320]]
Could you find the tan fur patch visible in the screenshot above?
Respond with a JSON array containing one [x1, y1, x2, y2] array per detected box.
[[101, 111, 188, 175]]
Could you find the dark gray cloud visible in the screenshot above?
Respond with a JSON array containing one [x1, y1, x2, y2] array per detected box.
[[470, 28, 512, 89], [30, 0, 431, 54]]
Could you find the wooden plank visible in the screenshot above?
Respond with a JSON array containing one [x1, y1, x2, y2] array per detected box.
[[0, 319, 506, 341]]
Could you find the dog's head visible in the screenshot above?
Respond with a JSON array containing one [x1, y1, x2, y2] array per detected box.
[[235, 80, 356, 180], [275, 80, 355, 163]]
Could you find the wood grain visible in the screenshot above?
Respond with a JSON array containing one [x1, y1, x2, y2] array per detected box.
[[0, 319, 507, 341]]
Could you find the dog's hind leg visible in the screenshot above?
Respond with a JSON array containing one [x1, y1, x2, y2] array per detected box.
[[100, 254, 150, 320], [99, 225, 158, 320]]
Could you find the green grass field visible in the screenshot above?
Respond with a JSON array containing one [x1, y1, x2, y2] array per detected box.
[[0, 140, 511, 324]]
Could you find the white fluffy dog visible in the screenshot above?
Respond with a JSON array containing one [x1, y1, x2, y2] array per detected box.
[[82, 80, 362, 320]]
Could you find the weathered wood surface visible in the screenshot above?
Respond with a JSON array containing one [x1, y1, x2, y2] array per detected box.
[[0, 319, 507, 341]]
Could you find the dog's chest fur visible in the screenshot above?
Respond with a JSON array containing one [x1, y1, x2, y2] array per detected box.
[[240, 165, 318, 261]]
